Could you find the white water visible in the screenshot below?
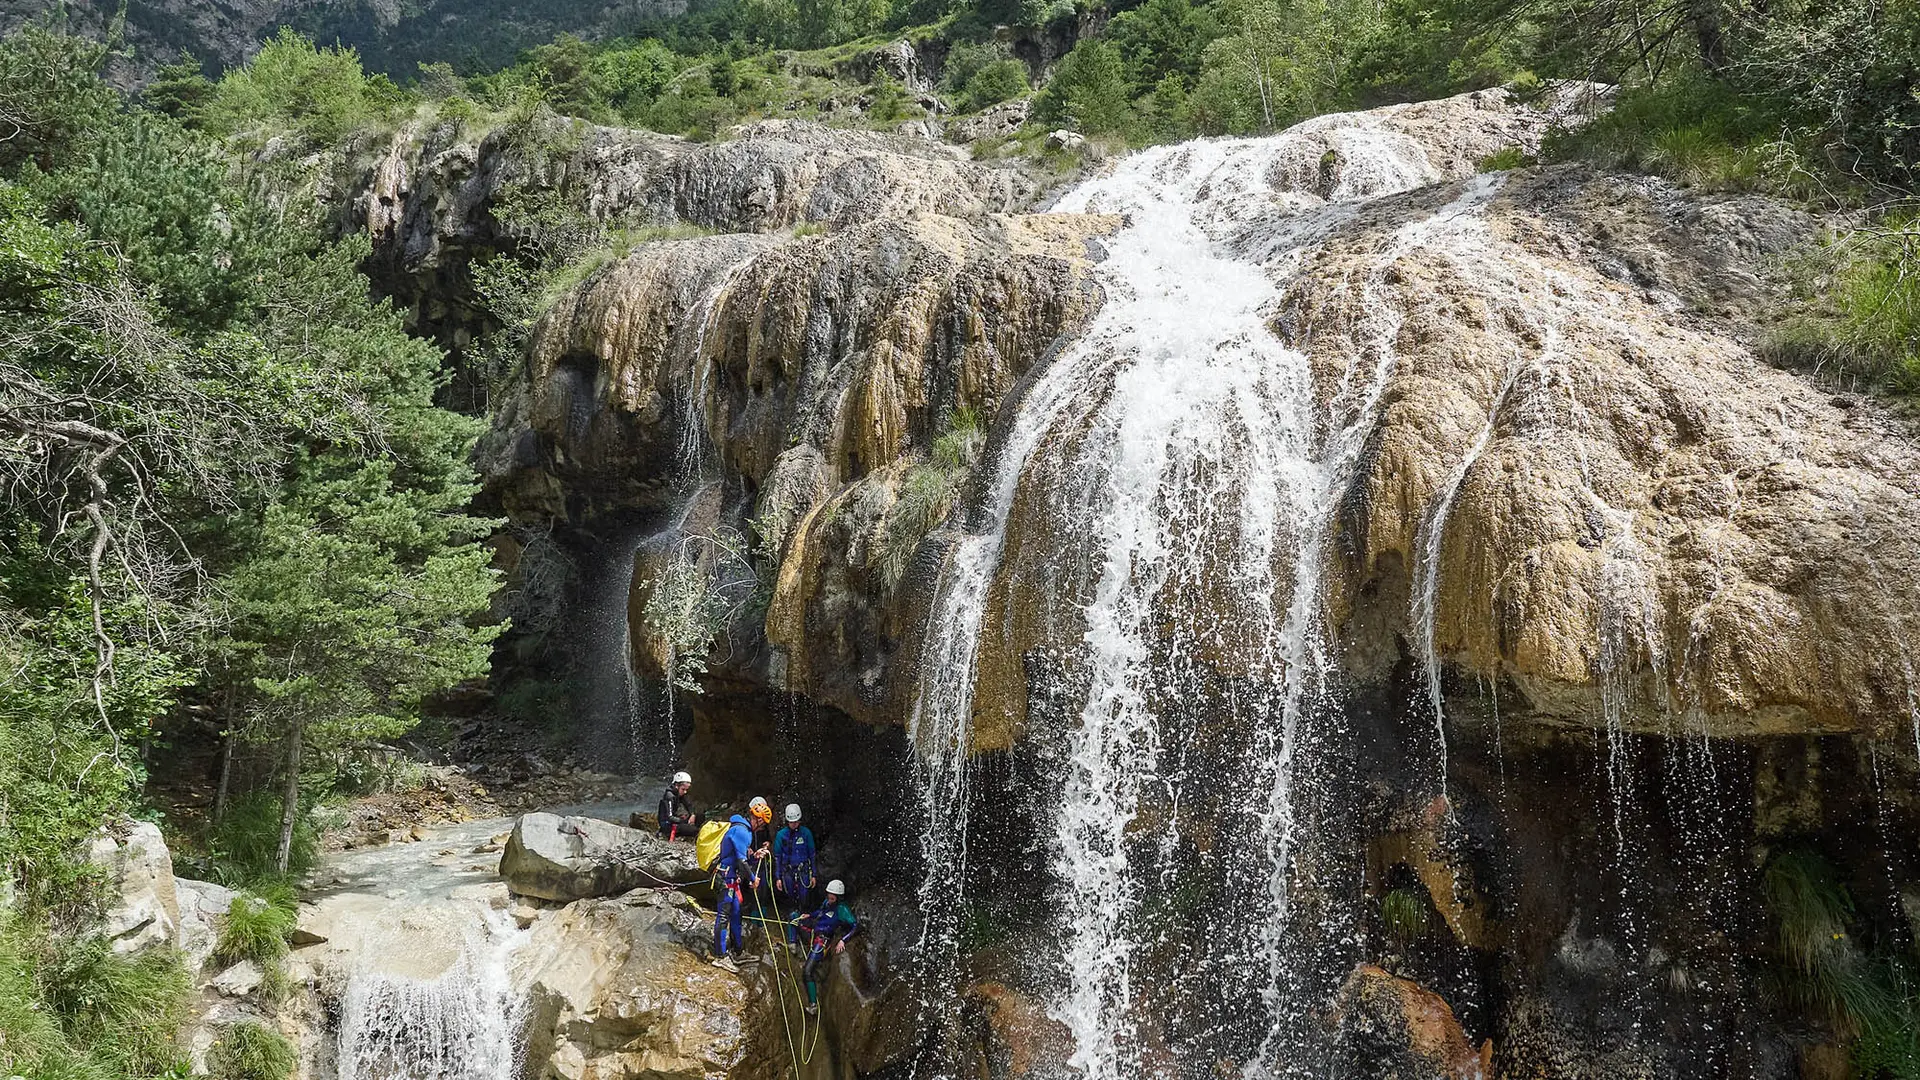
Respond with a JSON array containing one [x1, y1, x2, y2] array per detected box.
[[905, 110, 1521, 1078], [677, 253, 761, 479], [335, 912, 527, 1080], [322, 820, 534, 1080]]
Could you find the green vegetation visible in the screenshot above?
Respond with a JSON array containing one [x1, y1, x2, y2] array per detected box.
[[1, 23, 499, 1077], [204, 1021, 297, 1080], [1378, 886, 1430, 944], [1764, 850, 1920, 1078], [0, 919, 192, 1080], [212, 893, 298, 970], [880, 409, 984, 588], [641, 528, 765, 692]]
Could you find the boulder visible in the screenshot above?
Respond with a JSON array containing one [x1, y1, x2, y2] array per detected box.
[[947, 99, 1032, 145], [1331, 965, 1491, 1080], [517, 892, 754, 1080], [499, 812, 704, 901], [210, 960, 265, 998], [175, 877, 237, 970], [84, 820, 180, 954], [954, 982, 1076, 1080], [1045, 129, 1085, 152]]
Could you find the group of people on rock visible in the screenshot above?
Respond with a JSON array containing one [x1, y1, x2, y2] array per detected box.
[[657, 771, 859, 1012]]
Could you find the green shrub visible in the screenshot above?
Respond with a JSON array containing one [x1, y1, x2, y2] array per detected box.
[[1542, 76, 1809, 195], [1475, 146, 1531, 172], [961, 60, 1029, 112], [867, 73, 911, 124], [213, 892, 297, 969], [879, 409, 984, 587], [205, 1021, 297, 1080], [199, 30, 411, 146]]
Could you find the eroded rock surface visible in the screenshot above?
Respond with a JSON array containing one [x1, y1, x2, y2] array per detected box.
[[84, 819, 182, 955], [501, 811, 704, 901]]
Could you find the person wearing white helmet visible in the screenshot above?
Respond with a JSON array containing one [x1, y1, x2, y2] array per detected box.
[[656, 770, 700, 841], [772, 803, 817, 943], [791, 879, 858, 1014]]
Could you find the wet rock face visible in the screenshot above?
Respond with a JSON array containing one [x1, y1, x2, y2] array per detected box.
[[1331, 965, 1490, 1080], [478, 196, 1110, 725], [1309, 164, 1916, 737]]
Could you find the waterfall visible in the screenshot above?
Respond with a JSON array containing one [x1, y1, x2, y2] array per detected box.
[[677, 252, 761, 480], [334, 907, 528, 1080], [906, 110, 1517, 1078]]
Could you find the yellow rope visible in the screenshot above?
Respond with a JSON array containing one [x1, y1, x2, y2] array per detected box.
[[750, 857, 808, 1080], [764, 872, 824, 1066], [690, 856, 826, 1075]]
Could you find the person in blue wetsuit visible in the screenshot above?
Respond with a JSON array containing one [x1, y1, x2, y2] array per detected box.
[[790, 879, 859, 1014], [772, 802, 817, 942], [711, 811, 761, 973]]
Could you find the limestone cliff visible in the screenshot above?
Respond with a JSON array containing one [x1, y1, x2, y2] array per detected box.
[[395, 89, 1920, 1079]]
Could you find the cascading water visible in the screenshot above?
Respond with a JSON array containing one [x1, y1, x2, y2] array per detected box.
[[334, 905, 529, 1080], [905, 110, 1519, 1078]]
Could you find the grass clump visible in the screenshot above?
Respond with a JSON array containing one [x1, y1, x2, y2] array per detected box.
[[1542, 77, 1816, 196], [205, 1021, 297, 1080], [878, 409, 985, 588], [1378, 886, 1431, 945], [1476, 146, 1531, 172], [213, 891, 298, 969], [1763, 849, 1920, 1077], [1770, 215, 1920, 392], [0, 918, 192, 1080], [200, 793, 317, 889]]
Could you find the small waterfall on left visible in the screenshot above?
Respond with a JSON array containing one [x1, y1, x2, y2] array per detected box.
[[334, 903, 529, 1080]]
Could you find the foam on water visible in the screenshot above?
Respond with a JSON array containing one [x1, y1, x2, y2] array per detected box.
[[335, 905, 529, 1080]]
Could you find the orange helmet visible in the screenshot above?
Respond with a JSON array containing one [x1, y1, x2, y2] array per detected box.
[[749, 797, 773, 824]]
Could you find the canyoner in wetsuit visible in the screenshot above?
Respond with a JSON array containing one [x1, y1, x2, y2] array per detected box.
[[711, 813, 760, 973], [773, 803, 816, 941], [791, 879, 859, 1014], [658, 771, 700, 840]]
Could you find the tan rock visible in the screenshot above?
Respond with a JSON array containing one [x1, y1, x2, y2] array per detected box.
[[517, 898, 752, 1080], [1331, 965, 1491, 1080]]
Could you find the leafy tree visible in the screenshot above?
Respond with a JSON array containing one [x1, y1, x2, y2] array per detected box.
[[1106, 0, 1224, 89], [1036, 38, 1132, 134], [199, 29, 410, 145], [216, 451, 500, 871], [961, 58, 1029, 110], [1188, 0, 1381, 133], [141, 53, 215, 120]]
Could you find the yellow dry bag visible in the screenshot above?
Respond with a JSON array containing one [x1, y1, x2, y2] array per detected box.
[[695, 820, 730, 871]]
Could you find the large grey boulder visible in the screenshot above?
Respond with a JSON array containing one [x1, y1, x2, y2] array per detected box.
[[499, 812, 705, 901], [175, 877, 238, 971], [83, 820, 181, 954]]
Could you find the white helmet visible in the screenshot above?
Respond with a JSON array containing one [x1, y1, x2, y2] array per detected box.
[[825, 879, 845, 897], [784, 803, 802, 822], [672, 771, 692, 785]]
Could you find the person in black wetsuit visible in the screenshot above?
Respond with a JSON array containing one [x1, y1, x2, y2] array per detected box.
[[657, 771, 701, 840]]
